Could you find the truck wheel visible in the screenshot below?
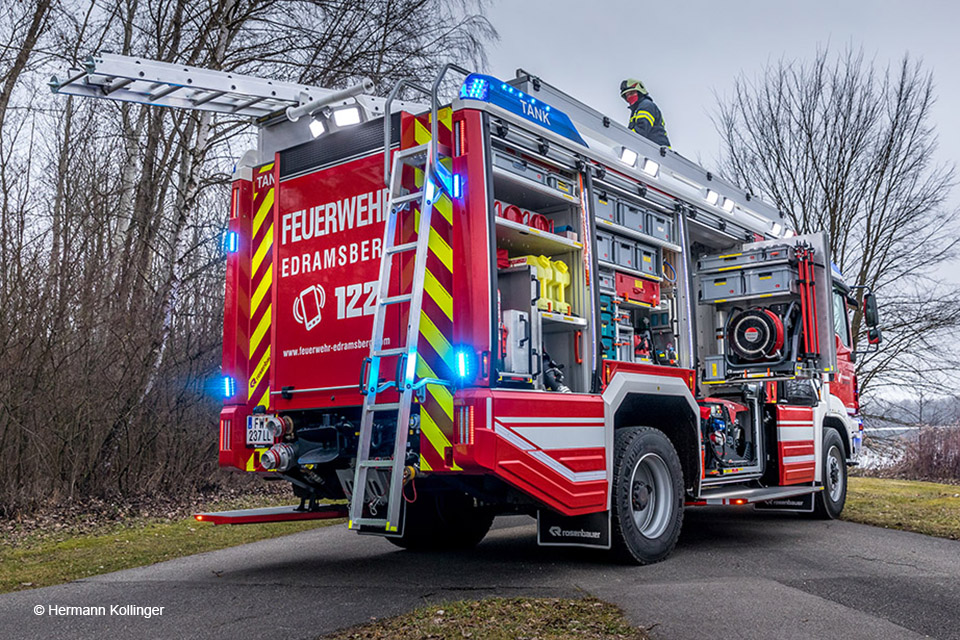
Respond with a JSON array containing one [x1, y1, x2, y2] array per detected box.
[[387, 490, 494, 551], [812, 428, 847, 519], [611, 427, 684, 564]]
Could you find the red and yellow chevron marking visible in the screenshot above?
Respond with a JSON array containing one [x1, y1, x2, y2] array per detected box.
[[248, 162, 274, 411], [402, 109, 457, 472]]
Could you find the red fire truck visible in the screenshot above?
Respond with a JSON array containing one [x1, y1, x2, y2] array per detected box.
[[55, 56, 882, 563]]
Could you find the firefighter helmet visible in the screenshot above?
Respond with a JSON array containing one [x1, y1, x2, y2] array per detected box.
[[620, 78, 648, 100]]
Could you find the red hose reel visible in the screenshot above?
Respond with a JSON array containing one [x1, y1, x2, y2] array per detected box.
[[728, 308, 785, 361]]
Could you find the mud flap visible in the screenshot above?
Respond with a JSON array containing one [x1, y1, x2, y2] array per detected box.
[[754, 492, 815, 512], [537, 509, 610, 549]]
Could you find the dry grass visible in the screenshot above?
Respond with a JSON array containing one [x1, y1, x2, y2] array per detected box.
[[322, 597, 647, 640], [844, 477, 960, 540], [0, 491, 343, 594]]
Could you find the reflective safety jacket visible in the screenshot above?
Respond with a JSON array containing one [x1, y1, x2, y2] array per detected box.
[[628, 96, 671, 147]]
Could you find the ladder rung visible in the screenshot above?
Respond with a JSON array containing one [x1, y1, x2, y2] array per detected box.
[[374, 347, 406, 357], [396, 144, 430, 160], [366, 403, 400, 412], [380, 294, 412, 306], [359, 460, 395, 469], [352, 517, 389, 527], [385, 241, 418, 255], [392, 191, 424, 206]]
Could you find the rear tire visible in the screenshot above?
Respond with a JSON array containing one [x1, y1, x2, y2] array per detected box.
[[812, 428, 847, 519], [611, 427, 685, 564], [387, 489, 494, 551]]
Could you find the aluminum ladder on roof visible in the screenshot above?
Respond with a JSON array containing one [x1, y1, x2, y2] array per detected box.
[[349, 142, 444, 534]]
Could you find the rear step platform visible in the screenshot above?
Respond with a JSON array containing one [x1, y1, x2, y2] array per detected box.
[[687, 485, 822, 506], [194, 504, 347, 525]]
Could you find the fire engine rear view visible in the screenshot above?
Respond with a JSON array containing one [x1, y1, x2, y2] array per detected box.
[[54, 56, 882, 564]]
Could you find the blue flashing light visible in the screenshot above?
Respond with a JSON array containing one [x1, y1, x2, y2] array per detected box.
[[456, 73, 587, 147], [456, 349, 470, 379], [459, 77, 489, 101], [221, 375, 236, 399], [226, 230, 239, 253], [452, 174, 463, 199]]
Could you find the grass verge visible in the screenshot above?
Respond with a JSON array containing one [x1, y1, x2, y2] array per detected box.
[[323, 597, 647, 640], [0, 494, 342, 594], [844, 476, 960, 540]]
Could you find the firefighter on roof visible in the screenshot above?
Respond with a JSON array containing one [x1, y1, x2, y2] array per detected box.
[[621, 78, 671, 147]]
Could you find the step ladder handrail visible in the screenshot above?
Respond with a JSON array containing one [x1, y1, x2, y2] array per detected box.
[[429, 63, 471, 172], [383, 79, 432, 186]]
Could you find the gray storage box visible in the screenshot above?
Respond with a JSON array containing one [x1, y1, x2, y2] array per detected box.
[[502, 309, 531, 374], [614, 239, 637, 270], [743, 264, 796, 296], [618, 202, 646, 234], [636, 243, 659, 277], [492, 150, 545, 184], [596, 231, 614, 263], [700, 273, 743, 302], [704, 355, 727, 382], [698, 248, 766, 273], [547, 173, 576, 197], [647, 212, 674, 243], [594, 193, 618, 223], [598, 269, 616, 292]]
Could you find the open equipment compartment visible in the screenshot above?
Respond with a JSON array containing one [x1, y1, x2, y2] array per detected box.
[[490, 124, 590, 393]]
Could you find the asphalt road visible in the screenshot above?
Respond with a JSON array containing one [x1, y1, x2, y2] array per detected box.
[[1, 508, 957, 640]]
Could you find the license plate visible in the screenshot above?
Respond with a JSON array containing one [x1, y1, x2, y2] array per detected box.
[[246, 415, 274, 446]]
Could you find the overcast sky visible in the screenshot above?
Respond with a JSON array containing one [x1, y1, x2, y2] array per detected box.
[[484, 0, 958, 192]]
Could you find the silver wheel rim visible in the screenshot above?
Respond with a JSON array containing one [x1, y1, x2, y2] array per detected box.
[[826, 444, 844, 502], [629, 452, 674, 539]]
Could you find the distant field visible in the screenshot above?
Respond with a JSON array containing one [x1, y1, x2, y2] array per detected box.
[[844, 477, 960, 540]]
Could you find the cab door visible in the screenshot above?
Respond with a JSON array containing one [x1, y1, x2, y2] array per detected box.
[[832, 288, 857, 412]]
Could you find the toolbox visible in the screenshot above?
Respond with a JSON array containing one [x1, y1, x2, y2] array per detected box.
[[594, 193, 618, 223], [614, 239, 637, 270], [703, 355, 726, 382], [492, 150, 546, 184], [618, 202, 646, 234], [742, 264, 796, 296], [636, 243, 659, 277], [700, 273, 744, 302], [598, 269, 616, 292], [647, 212, 674, 243], [547, 173, 576, 197], [698, 248, 766, 273], [596, 231, 614, 263], [616, 272, 660, 307]]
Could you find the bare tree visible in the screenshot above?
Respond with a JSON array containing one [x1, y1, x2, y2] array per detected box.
[[714, 47, 960, 395], [0, 0, 496, 515]]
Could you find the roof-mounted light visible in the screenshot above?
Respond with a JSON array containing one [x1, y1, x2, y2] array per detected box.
[[771, 222, 783, 236], [721, 197, 735, 213], [309, 118, 325, 138], [332, 106, 361, 127], [641, 158, 660, 178], [705, 189, 719, 206], [619, 146, 638, 167]]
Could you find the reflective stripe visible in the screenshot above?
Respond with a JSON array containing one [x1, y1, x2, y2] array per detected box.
[[632, 110, 655, 126], [783, 454, 816, 464]]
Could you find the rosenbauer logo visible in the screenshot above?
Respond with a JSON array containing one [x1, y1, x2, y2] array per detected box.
[[293, 284, 325, 331], [547, 525, 601, 540]]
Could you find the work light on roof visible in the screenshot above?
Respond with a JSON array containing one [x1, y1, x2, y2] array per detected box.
[[641, 157, 660, 178], [771, 222, 783, 236], [721, 197, 735, 213], [783, 228, 795, 238], [704, 189, 719, 205], [332, 106, 361, 127], [619, 146, 638, 167], [308, 118, 325, 138]]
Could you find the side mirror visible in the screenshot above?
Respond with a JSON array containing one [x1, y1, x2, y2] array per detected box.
[[863, 292, 880, 328], [868, 328, 882, 345]]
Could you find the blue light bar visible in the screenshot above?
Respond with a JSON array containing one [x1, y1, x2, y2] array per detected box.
[[456, 350, 469, 378], [452, 174, 463, 199], [226, 230, 239, 253], [457, 73, 587, 147]]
